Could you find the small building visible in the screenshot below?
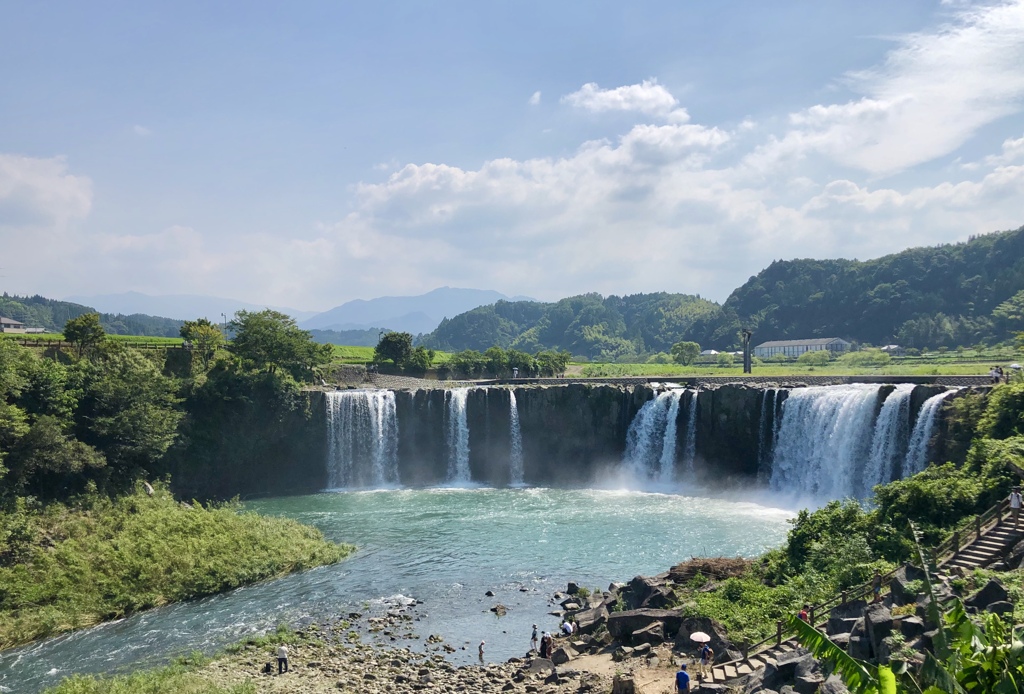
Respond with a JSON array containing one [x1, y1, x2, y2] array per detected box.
[[0, 316, 27, 333], [879, 345, 906, 357], [700, 349, 719, 356], [753, 337, 852, 359]]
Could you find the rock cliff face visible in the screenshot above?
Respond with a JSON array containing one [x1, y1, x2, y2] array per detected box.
[[203, 380, 962, 499]]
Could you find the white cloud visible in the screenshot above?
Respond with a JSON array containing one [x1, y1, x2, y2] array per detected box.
[[562, 79, 690, 122], [133, 125, 152, 136], [760, 0, 1024, 176], [528, 91, 541, 106]]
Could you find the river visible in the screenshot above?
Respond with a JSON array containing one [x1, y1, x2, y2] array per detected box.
[[0, 486, 793, 693]]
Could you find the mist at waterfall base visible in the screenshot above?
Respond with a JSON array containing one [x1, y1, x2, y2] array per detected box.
[[0, 489, 793, 694], [2, 383, 957, 692]]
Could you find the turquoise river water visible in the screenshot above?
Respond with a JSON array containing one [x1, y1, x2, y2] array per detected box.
[[0, 487, 795, 693]]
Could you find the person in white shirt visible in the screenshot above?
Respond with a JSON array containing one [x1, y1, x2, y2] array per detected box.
[[1010, 486, 1022, 528], [277, 644, 289, 674]]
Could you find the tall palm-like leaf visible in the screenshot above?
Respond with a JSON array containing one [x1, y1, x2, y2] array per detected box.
[[787, 614, 880, 694]]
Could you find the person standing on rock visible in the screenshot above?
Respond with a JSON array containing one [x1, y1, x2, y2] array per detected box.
[[871, 569, 882, 603], [675, 663, 690, 693], [539, 632, 552, 658], [1011, 486, 1023, 528], [531, 624, 538, 652], [276, 643, 289, 674]]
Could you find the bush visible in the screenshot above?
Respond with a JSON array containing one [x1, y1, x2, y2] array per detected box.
[[797, 350, 831, 366]]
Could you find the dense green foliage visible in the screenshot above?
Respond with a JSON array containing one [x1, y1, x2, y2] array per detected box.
[[374, 330, 414, 366], [420, 227, 1024, 354], [0, 293, 183, 336], [0, 485, 351, 648], [725, 225, 1024, 348], [44, 652, 254, 694], [228, 310, 333, 380], [441, 346, 570, 378], [422, 292, 731, 358]]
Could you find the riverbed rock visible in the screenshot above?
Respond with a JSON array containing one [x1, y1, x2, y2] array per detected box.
[[574, 606, 609, 634], [761, 649, 812, 691], [607, 609, 682, 639], [550, 645, 576, 665], [865, 603, 893, 657], [631, 621, 664, 646], [889, 564, 926, 605], [612, 673, 637, 694]]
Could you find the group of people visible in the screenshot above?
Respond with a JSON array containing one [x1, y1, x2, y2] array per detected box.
[[990, 366, 1009, 383], [674, 643, 714, 693]]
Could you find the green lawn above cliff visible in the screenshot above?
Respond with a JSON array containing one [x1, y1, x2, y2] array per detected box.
[[0, 485, 353, 649]]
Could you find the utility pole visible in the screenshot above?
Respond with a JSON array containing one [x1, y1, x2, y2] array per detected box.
[[742, 329, 753, 374], [221, 313, 228, 337]]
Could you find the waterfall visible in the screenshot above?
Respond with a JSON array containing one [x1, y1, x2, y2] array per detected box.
[[862, 384, 915, 495], [758, 389, 778, 476], [904, 390, 957, 476], [769, 384, 883, 499], [509, 390, 524, 485], [624, 389, 685, 480], [445, 388, 471, 483], [682, 390, 698, 473], [658, 390, 683, 482], [325, 390, 399, 488]]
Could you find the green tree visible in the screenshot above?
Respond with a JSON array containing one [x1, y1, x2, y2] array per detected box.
[[670, 341, 701, 365], [716, 352, 735, 367], [374, 331, 413, 367], [63, 313, 105, 358], [483, 346, 508, 377], [536, 350, 570, 376], [180, 318, 225, 369], [797, 350, 831, 366], [406, 346, 434, 373], [230, 310, 332, 381], [74, 344, 182, 486]]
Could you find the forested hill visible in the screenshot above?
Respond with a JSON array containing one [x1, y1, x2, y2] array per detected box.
[[422, 226, 1024, 354], [421, 292, 733, 361], [724, 225, 1024, 348], [0, 293, 183, 336]]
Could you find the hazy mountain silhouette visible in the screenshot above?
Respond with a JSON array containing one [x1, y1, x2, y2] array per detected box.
[[300, 287, 535, 334], [64, 291, 318, 323]]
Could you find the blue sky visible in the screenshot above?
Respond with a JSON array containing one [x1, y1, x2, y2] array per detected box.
[[2, 1, 1023, 311]]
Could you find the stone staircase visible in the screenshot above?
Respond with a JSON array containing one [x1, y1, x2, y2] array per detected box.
[[707, 496, 1022, 686], [941, 511, 1023, 571]]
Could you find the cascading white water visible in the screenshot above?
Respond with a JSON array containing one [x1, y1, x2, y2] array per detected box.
[[862, 384, 915, 496], [325, 390, 399, 488], [904, 390, 957, 476], [769, 384, 883, 499], [758, 389, 778, 474], [682, 390, 698, 473], [624, 389, 685, 480], [658, 390, 683, 482], [445, 388, 471, 483], [509, 390, 524, 485]]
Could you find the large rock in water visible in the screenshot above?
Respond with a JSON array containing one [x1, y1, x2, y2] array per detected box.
[[608, 609, 683, 639]]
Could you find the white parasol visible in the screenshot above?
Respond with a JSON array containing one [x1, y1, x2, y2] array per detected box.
[[689, 631, 712, 643]]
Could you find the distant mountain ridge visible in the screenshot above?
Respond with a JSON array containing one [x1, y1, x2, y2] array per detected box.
[[0, 294, 183, 336], [300, 287, 535, 335], [65, 291, 317, 323]]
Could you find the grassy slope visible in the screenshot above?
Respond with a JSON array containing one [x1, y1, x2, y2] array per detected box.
[[0, 487, 352, 649]]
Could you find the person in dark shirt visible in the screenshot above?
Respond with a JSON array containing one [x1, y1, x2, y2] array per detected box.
[[675, 663, 690, 693]]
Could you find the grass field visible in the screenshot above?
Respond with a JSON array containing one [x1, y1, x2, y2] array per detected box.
[[1, 333, 183, 344]]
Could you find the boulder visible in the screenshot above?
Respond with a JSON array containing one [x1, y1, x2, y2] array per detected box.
[[830, 633, 851, 649], [988, 600, 1015, 615], [794, 675, 824, 694], [819, 675, 851, 694], [899, 616, 925, 640], [527, 658, 554, 674], [829, 599, 867, 621], [674, 616, 733, 656], [633, 642, 652, 656], [611, 673, 636, 694], [695, 684, 729, 693], [848, 635, 872, 661], [631, 621, 664, 646], [827, 616, 861, 636], [965, 578, 1009, 610], [574, 605, 609, 635], [608, 609, 682, 640], [612, 646, 634, 661], [761, 649, 812, 691], [641, 586, 675, 609], [567, 581, 580, 595], [550, 645, 576, 665], [625, 575, 668, 610], [865, 603, 893, 657], [889, 564, 927, 606]]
